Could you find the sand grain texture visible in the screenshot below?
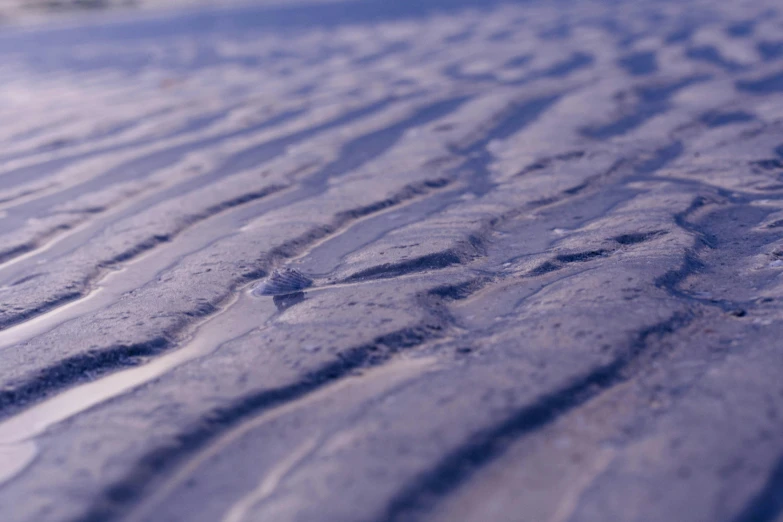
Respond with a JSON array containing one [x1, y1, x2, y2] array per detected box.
[[1, 1, 783, 521]]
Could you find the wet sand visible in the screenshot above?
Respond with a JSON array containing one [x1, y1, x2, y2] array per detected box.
[[1, 0, 783, 521]]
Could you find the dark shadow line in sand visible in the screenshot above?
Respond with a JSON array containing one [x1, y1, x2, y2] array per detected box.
[[341, 251, 464, 283], [730, 455, 783, 522], [0, 336, 170, 419], [581, 76, 709, 140], [699, 110, 756, 127], [757, 40, 783, 61], [736, 70, 783, 93], [454, 94, 561, 197], [686, 45, 744, 72], [618, 50, 658, 76], [303, 96, 468, 189]]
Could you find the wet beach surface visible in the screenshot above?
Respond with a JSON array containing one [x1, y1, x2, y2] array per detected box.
[[1, 0, 783, 520]]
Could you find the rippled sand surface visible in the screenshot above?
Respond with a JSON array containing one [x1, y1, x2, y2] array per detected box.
[[1, 1, 783, 521]]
